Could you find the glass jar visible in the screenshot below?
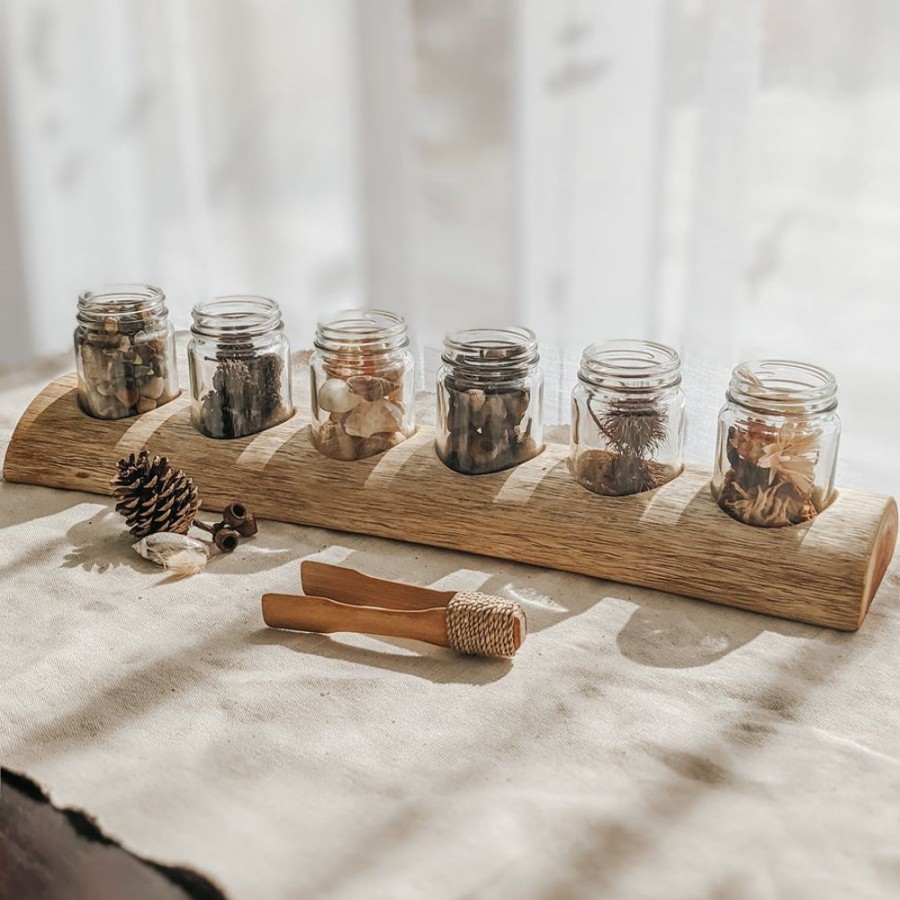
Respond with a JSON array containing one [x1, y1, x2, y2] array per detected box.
[[188, 296, 293, 439], [436, 327, 544, 475], [309, 309, 415, 460], [569, 340, 685, 496], [74, 284, 179, 420], [712, 360, 840, 528]]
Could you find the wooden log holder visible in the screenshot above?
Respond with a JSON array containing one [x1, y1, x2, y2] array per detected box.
[[4, 373, 897, 631]]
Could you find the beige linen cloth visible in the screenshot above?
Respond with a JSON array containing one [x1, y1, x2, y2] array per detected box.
[[1, 357, 899, 900]]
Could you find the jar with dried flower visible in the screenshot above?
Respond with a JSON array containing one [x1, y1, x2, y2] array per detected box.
[[74, 284, 180, 420], [569, 340, 685, 496], [188, 296, 293, 439], [309, 309, 415, 460], [711, 360, 840, 527], [436, 327, 544, 475]]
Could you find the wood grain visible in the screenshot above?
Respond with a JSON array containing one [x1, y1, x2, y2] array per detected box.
[[4, 374, 897, 631], [301, 560, 457, 610], [262, 593, 451, 647]]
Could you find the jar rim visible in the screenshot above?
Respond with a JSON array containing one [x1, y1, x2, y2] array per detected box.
[[442, 326, 539, 371], [315, 308, 408, 352], [578, 339, 681, 391], [77, 283, 166, 323], [191, 295, 283, 340], [728, 359, 837, 415]]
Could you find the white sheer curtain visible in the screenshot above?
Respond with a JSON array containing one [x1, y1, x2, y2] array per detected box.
[[0, 0, 361, 360], [2, 0, 899, 488]]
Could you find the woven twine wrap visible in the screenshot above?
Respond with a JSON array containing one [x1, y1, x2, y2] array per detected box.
[[445, 592, 525, 658]]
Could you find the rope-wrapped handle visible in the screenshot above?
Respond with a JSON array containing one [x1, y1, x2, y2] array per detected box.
[[446, 591, 527, 657]]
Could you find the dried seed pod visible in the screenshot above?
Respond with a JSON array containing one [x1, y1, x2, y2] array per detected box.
[[235, 514, 258, 538], [214, 528, 240, 553], [218, 502, 258, 537], [222, 501, 250, 529]]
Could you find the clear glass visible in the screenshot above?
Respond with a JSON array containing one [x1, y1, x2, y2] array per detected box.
[[74, 284, 179, 420], [309, 309, 415, 460], [436, 327, 544, 475], [188, 296, 293, 439], [711, 360, 840, 527], [569, 340, 685, 496]]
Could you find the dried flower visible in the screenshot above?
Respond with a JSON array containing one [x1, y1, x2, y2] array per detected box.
[[728, 419, 776, 465], [133, 532, 209, 577], [755, 422, 820, 494], [717, 419, 824, 527]]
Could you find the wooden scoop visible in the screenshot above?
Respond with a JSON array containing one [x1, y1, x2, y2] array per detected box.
[[261, 561, 526, 658]]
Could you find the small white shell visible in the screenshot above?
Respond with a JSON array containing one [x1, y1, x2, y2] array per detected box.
[[133, 533, 209, 577], [343, 399, 403, 438], [317, 378, 362, 414], [141, 376, 165, 400]]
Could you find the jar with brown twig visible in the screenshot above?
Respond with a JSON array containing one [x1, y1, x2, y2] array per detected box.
[[569, 340, 686, 496]]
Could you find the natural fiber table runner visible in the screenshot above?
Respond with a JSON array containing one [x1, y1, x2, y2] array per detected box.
[[2, 358, 900, 899]]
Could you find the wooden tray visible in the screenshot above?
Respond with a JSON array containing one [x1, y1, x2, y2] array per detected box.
[[4, 374, 897, 631]]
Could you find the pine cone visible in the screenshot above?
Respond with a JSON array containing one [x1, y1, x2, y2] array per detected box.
[[112, 451, 201, 538], [257, 353, 286, 423], [213, 358, 253, 438]]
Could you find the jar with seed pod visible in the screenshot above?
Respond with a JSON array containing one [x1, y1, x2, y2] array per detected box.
[[569, 340, 685, 496], [188, 296, 293, 439], [436, 327, 544, 475], [712, 360, 840, 528], [309, 309, 415, 460], [74, 284, 180, 420]]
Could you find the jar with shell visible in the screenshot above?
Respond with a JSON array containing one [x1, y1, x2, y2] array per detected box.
[[309, 309, 415, 460], [436, 327, 544, 475], [188, 296, 294, 439], [569, 340, 685, 496], [712, 360, 840, 527], [74, 284, 180, 420]]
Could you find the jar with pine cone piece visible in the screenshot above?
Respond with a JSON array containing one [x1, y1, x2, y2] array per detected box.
[[712, 360, 840, 527], [569, 340, 685, 496], [188, 296, 293, 439], [74, 284, 180, 419], [309, 309, 415, 461]]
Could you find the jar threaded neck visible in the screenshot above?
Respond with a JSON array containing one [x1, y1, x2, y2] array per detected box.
[[578, 340, 681, 392], [77, 284, 167, 326], [191, 296, 284, 341], [314, 309, 408, 354], [442, 327, 539, 380], [728, 360, 837, 416]]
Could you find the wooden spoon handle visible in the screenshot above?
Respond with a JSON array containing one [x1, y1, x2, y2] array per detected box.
[[300, 561, 457, 611], [262, 593, 451, 648]]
